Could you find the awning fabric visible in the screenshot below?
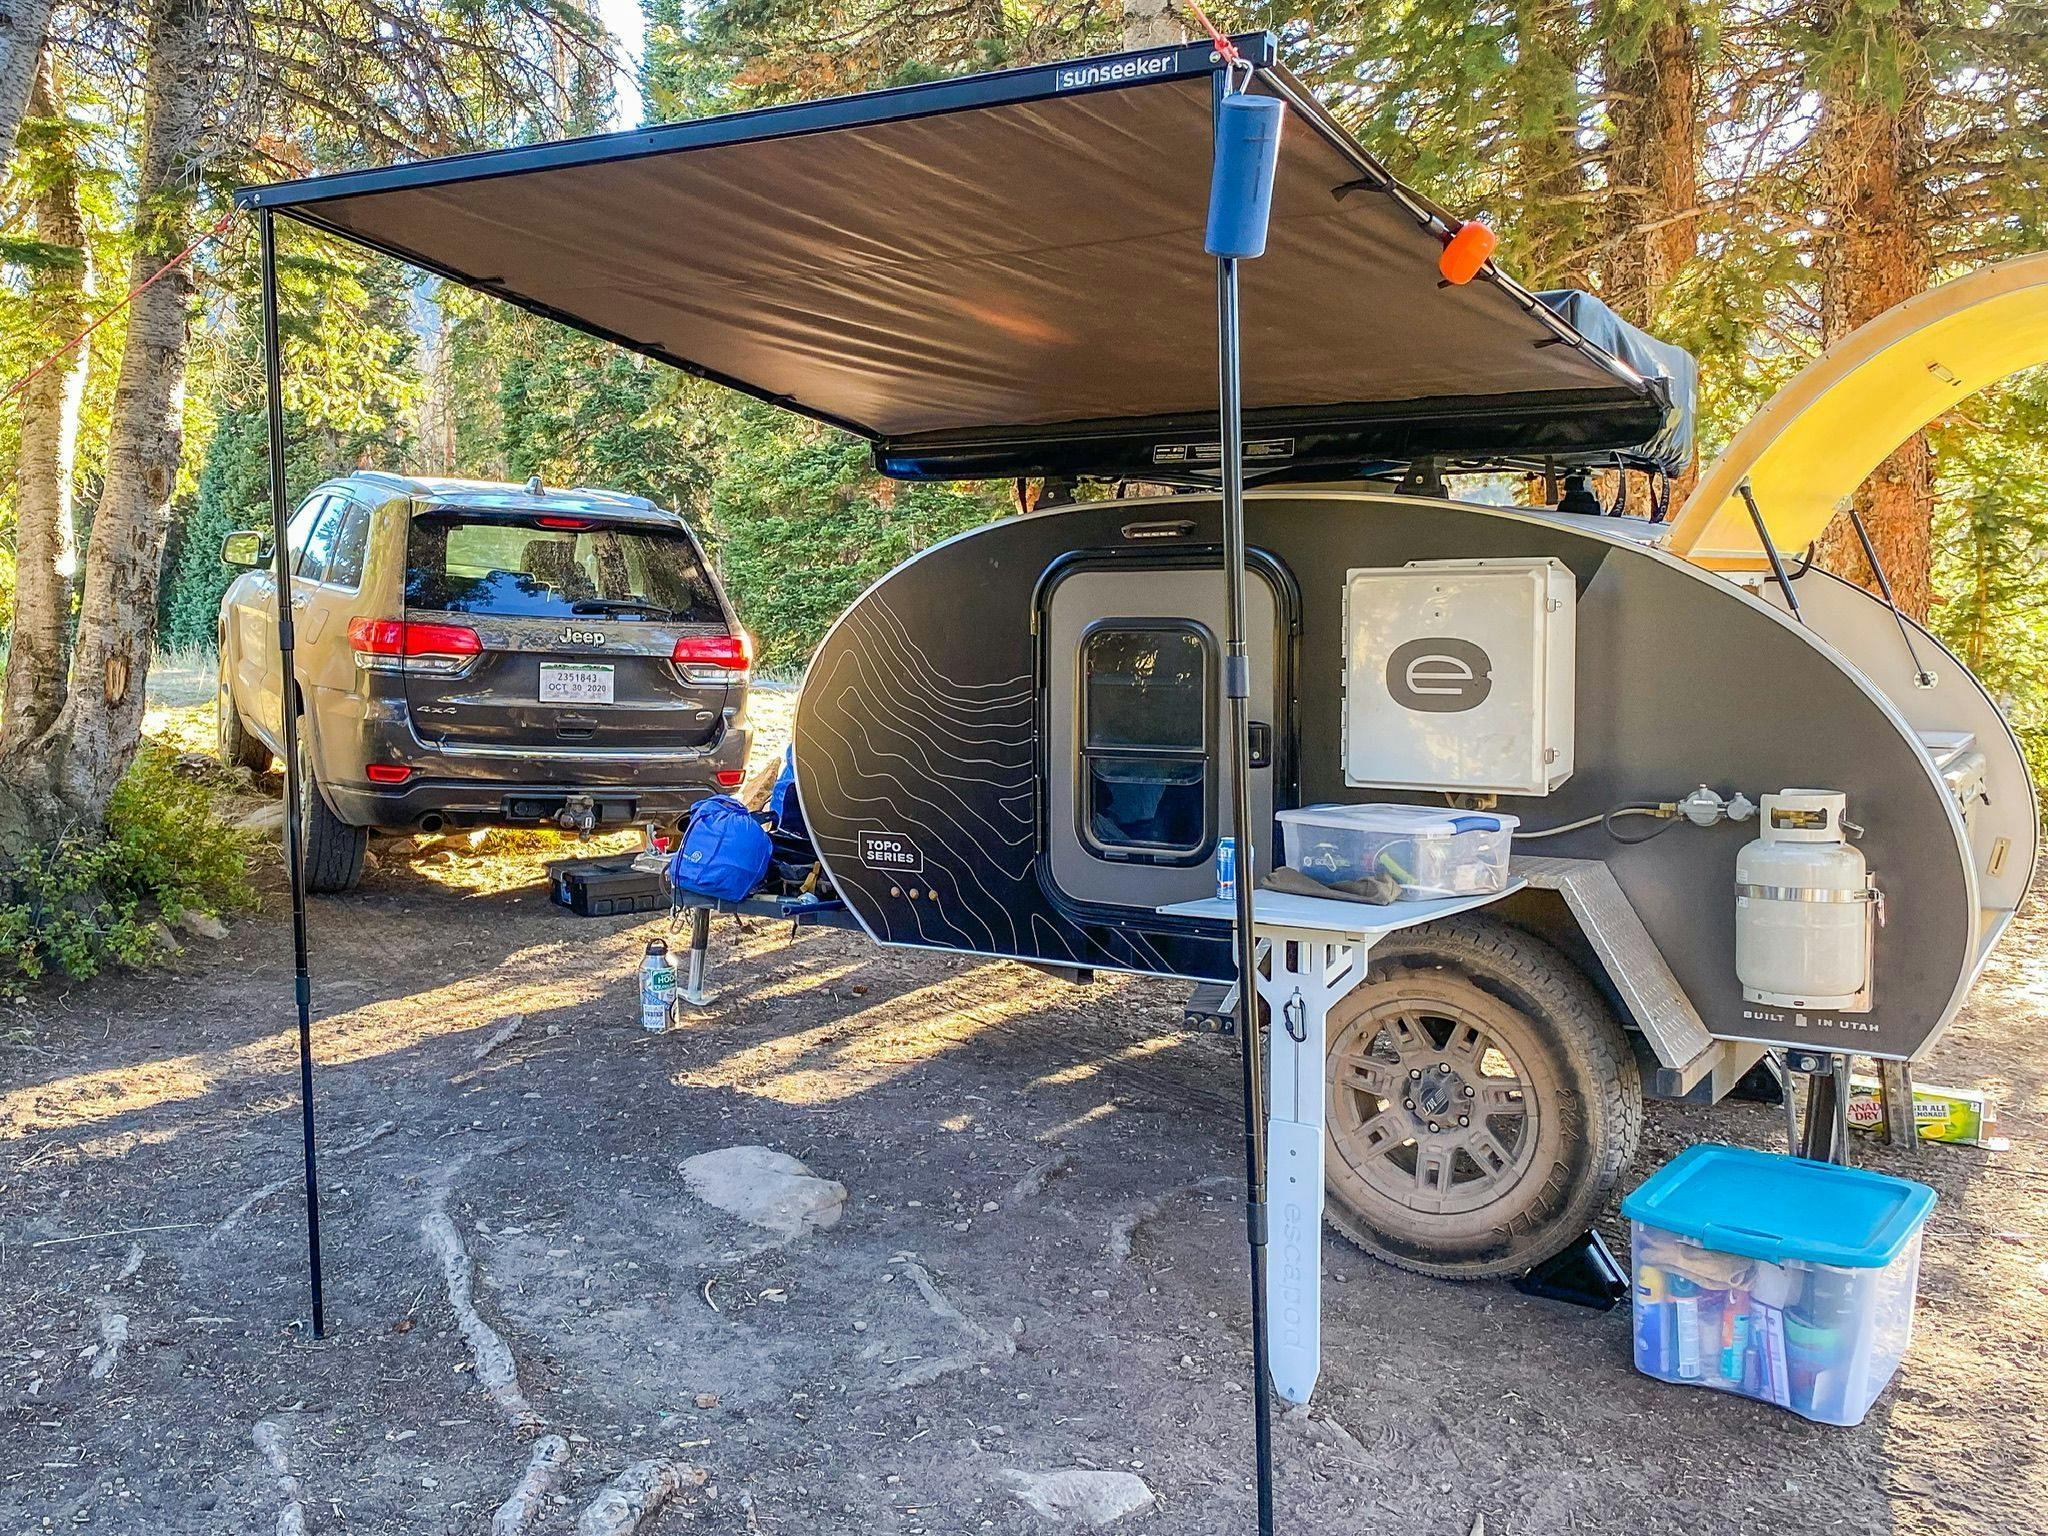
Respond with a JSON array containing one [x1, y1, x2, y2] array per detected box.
[[237, 35, 1677, 481]]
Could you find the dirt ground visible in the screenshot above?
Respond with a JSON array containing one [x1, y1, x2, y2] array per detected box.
[[3, 691, 2046, 1535]]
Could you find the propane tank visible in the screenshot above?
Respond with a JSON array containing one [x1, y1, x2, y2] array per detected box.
[[1734, 790, 1880, 1011]]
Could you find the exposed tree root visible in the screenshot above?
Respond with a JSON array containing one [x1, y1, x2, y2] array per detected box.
[[1106, 1175, 1234, 1261], [574, 1459, 706, 1536], [1006, 1153, 1074, 1205], [890, 1260, 1019, 1390], [420, 1206, 541, 1432], [471, 1015, 525, 1064], [490, 1433, 569, 1536], [211, 1122, 396, 1240], [253, 1418, 309, 1536]]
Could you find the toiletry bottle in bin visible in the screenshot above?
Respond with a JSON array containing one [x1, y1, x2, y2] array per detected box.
[[639, 939, 677, 1032]]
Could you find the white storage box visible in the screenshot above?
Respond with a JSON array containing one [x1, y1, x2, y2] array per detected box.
[[1276, 803, 1517, 900], [1343, 557, 1575, 796]]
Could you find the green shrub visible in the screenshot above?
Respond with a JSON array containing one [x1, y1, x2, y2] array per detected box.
[[0, 745, 259, 991]]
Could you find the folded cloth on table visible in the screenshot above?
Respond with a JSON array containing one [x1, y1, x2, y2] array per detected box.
[[1261, 864, 1402, 906]]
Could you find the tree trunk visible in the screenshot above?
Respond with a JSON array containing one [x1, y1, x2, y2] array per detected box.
[[1600, 3, 1699, 328], [0, 0, 216, 840], [0, 0, 57, 176], [1509, 0, 1595, 290], [1809, 0, 1934, 616], [0, 53, 90, 757], [1122, 0, 1182, 51]]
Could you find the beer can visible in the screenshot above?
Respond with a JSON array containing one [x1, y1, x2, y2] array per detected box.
[[1216, 836, 1237, 901]]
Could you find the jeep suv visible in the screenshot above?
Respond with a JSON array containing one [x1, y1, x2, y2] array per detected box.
[[218, 473, 751, 892]]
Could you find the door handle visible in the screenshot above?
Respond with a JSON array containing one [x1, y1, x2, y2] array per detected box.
[[1248, 721, 1274, 770]]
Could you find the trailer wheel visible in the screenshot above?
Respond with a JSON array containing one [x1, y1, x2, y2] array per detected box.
[[1321, 914, 1641, 1279]]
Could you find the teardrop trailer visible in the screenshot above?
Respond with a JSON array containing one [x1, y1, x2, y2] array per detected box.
[[235, 28, 2034, 1527]]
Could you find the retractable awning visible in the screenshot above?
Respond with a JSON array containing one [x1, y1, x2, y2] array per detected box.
[[236, 34, 1674, 481]]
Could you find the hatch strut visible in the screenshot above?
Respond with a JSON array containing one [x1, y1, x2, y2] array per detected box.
[[1737, 480, 1804, 625], [1844, 504, 1939, 688]]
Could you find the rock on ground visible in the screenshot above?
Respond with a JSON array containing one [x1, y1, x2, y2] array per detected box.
[[173, 908, 228, 941], [234, 801, 285, 833], [1002, 1469, 1157, 1528], [679, 1145, 846, 1240]]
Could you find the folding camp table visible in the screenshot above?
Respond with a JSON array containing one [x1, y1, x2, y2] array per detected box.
[[1159, 880, 1527, 1403]]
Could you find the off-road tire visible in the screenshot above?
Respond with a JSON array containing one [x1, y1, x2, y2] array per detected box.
[[297, 731, 368, 893], [216, 653, 272, 773], [1321, 913, 1641, 1278]]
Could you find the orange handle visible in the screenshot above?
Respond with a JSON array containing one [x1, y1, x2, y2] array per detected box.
[[1438, 220, 1497, 285]]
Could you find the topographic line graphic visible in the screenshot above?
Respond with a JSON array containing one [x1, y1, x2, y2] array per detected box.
[[832, 664, 1036, 780], [807, 704, 1032, 862], [825, 697, 1034, 847], [798, 639, 1029, 953], [811, 654, 1035, 849], [834, 610, 1037, 757], [801, 574, 1212, 971], [862, 597, 1033, 708]]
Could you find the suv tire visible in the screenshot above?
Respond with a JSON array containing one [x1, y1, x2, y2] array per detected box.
[[1321, 914, 1641, 1279], [217, 654, 272, 773], [296, 730, 368, 893]]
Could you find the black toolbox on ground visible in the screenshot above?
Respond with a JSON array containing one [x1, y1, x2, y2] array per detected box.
[[546, 853, 667, 917]]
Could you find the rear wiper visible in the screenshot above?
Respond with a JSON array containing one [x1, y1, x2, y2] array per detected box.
[[571, 598, 674, 620]]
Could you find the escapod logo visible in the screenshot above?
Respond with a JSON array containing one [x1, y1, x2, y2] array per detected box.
[[1386, 637, 1493, 713]]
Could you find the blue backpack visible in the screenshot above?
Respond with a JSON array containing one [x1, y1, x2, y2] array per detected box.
[[667, 795, 773, 902]]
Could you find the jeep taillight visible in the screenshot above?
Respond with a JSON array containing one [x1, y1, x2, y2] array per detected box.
[[671, 632, 752, 684], [348, 618, 482, 676]]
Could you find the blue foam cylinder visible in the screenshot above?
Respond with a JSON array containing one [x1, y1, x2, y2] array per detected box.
[[1206, 91, 1285, 259]]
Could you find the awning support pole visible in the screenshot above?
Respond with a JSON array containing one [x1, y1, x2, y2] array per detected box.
[[1219, 239, 1278, 1536], [260, 208, 327, 1338], [1211, 62, 1279, 1526]]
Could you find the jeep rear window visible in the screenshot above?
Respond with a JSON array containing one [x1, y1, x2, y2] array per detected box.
[[404, 513, 724, 622]]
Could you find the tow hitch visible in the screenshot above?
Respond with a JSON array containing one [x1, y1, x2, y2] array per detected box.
[[557, 794, 599, 836]]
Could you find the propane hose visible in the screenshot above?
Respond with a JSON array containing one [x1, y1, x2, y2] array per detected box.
[[1514, 800, 1679, 844]]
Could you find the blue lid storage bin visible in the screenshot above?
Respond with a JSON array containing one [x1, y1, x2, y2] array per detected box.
[[1620, 1145, 1937, 1425]]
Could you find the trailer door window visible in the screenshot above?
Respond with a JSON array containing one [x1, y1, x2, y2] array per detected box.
[[1080, 624, 1211, 859]]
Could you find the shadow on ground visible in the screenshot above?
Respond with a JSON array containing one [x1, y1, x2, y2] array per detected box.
[[2, 840, 2043, 1535]]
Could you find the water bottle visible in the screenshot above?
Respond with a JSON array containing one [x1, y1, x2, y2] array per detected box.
[[1217, 836, 1237, 902], [639, 939, 676, 1032]]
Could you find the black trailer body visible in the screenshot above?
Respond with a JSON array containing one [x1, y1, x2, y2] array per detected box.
[[791, 489, 1998, 1066]]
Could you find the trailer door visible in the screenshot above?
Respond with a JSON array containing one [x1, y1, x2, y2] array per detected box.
[[1042, 560, 1284, 914]]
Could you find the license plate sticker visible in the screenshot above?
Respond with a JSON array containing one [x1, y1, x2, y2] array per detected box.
[[540, 662, 615, 704]]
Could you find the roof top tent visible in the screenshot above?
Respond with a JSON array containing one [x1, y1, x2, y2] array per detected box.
[[237, 30, 2034, 1523]]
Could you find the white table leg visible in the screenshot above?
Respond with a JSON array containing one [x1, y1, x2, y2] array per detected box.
[[1256, 930, 1369, 1406]]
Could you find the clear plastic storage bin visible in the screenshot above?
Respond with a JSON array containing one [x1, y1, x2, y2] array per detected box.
[[1621, 1145, 1936, 1425], [1274, 803, 1517, 900]]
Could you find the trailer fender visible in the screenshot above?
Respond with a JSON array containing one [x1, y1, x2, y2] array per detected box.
[[1488, 855, 1763, 1100]]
